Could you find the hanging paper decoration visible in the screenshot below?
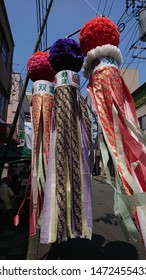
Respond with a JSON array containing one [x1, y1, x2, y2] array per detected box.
[[79, 16, 146, 247], [27, 51, 55, 235], [40, 38, 92, 244]]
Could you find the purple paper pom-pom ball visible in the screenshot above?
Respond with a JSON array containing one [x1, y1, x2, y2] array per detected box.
[[49, 38, 84, 73]]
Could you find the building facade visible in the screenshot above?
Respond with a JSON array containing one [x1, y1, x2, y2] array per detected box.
[[7, 73, 30, 144], [120, 68, 139, 93], [0, 0, 14, 142], [0, 1, 31, 145], [132, 82, 146, 134], [0, 2, 31, 177]]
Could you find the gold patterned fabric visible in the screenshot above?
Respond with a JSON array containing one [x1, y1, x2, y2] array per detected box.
[[88, 65, 146, 244], [30, 81, 54, 235], [89, 67, 138, 194], [54, 86, 82, 241], [40, 71, 92, 244]]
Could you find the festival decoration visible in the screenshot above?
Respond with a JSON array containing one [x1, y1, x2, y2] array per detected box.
[[27, 51, 55, 234], [40, 38, 92, 243], [79, 16, 146, 247]]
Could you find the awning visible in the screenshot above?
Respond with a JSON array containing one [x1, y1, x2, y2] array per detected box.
[[0, 144, 31, 162]]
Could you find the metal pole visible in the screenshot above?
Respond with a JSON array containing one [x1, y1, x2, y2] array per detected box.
[[0, 0, 54, 178]]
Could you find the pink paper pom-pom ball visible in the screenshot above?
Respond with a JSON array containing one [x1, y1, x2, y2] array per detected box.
[[27, 51, 55, 82]]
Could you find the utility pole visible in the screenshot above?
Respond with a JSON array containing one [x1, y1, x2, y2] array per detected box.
[[126, 0, 146, 10], [125, 0, 146, 57], [0, 0, 54, 178]]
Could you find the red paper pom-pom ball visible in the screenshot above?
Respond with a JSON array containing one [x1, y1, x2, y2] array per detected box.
[[79, 16, 120, 56], [27, 51, 55, 82]]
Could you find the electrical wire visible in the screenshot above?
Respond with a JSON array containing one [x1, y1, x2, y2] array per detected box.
[[42, 0, 45, 49], [13, 1, 146, 97], [36, 0, 48, 51], [45, 0, 48, 48], [38, 0, 41, 34], [119, 14, 146, 82], [80, 78, 88, 91], [97, 0, 102, 13], [117, 2, 132, 25], [107, 0, 115, 17], [84, 0, 102, 16], [120, 20, 138, 47], [36, 0, 39, 36], [102, 0, 108, 15], [37, 0, 42, 50], [121, 49, 144, 76]]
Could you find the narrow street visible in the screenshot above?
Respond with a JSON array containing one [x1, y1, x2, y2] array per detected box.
[[0, 198, 29, 260], [0, 176, 146, 260], [26, 177, 146, 260], [1, 0, 146, 263], [91, 177, 146, 260]]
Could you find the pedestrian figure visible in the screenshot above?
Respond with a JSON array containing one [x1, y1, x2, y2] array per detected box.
[[0, 177, 18, 219]]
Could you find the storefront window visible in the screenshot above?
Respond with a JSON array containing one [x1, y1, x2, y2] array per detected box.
[[138, 115, 146, 131], [0, 29, 9, 65], [0, 86, 8, 121]]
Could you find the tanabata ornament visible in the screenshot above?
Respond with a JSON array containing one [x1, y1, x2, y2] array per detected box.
[[40, 38, 92, 243], [27, 51, 55, 235], [80, 16, 146, 247]]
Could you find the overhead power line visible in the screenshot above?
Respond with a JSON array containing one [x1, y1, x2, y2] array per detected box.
[[108, 0, 115, 17], [102, 0, 108, 15], [84, 0, 102, 16], [97, 0, 102, 12]]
